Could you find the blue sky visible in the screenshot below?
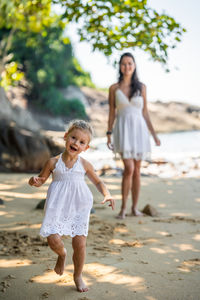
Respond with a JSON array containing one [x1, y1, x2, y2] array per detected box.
[[66, 0, 200, 105]]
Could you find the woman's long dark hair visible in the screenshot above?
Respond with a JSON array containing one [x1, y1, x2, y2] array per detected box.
[[118, 52, 142, 98]]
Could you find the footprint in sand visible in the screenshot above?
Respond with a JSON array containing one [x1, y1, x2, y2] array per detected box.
[[41, 292, 49, 299], [178, 258, 200, 272]]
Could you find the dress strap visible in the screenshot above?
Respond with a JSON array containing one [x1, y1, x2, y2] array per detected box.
[[78, 156, 87, 174]]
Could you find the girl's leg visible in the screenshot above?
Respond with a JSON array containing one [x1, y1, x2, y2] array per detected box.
[[72, 235, 88, 292], [131, 159, 143, 216], [47, 234, 67, 275], [118, 159, 134, 219]]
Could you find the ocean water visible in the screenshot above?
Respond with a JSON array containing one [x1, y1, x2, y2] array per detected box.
[[81, 130, 200, 177], [151, 130, 200, 162]]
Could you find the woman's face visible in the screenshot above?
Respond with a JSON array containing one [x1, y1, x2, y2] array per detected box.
[[120, 56, 135, 77]]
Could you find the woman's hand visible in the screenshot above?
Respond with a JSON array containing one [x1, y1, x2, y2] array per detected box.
[[107, 135, 114, 150], [154, 136, 161, 146]]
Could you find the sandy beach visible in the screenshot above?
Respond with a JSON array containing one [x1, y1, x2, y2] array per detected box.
[[0, 172, 200, 300]]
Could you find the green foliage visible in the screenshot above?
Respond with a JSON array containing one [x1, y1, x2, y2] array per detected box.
[[0, 0, 54, 32], [40, 87, 87, 118], [2, 20, 91, 117], [0, 0, 58, 85], [58, 0, 186, 65]]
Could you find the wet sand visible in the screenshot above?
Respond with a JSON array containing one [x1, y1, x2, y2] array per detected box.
[[0, 173, 200, 300]]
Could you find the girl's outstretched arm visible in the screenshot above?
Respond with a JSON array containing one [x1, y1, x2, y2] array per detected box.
[[82, 158, 115, 210], [28, 157, 57, 187]]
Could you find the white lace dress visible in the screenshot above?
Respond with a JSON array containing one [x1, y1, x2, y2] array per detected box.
[[40, 154, 93, 238], [113, 88, 151, 160]]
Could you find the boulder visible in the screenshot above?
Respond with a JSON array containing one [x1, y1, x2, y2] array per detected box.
[[0, 198, 4, 205], [0, 119, 64, 172], [0, 87, 40, 132], [35, 199, 46, 210], [142, 204, 159, 217]]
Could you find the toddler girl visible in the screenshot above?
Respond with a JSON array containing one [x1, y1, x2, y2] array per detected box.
[[29, 120, 115, 292]]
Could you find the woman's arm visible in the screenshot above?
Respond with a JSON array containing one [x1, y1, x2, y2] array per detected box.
[[28, 157, 57, 187], [142, 84, 161, 146], [82, 158, 115, 210], [107, 84, 117, 149]]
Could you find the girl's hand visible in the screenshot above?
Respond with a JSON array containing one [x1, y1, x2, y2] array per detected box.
[[101, 195, 115, 210], [154, 136, 161, 146], [29, 176, 45, 187]]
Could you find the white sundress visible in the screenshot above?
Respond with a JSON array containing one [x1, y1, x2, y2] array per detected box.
[[113, 88, 151, 160], [40, 154, 93, 238]]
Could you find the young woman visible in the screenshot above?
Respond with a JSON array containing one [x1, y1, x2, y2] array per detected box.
[[107, 52, 160, 219]]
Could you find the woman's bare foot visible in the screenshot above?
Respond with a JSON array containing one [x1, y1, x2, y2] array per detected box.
[[116, 209, 126, 219], [131, 207, 144, 216], [54, 248, 67, 275], [74, 275, 88, 292]]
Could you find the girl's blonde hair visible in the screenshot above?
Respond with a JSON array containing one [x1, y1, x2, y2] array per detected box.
[[67, 119, 93, 140]]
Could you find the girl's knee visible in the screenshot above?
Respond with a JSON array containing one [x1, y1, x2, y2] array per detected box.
[[47, 234, 61, 248], [72, 236, 86, 250]]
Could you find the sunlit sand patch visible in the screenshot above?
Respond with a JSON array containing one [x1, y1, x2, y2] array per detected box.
[[113, 194, 122, 200], [167, 190, 173, 194], [83, 263, 145, 290], [4, 223, 41, 230], [142, 238, 159, 245], [2, 211, 24, 218], [0, 191, 46, 200], [0, 259, 32, 267], [173, 243, 200, 252], [158, 203, 166, 208], [0, 183, 18, 190], [192, 234, 200, 241], [156, 231, 171, 236], [0, 211, 7, 216], [109, 239, 126, 246], [109, 239, 143, 247], [29, 223, 41, 229], [170, 212, 192, 217], [31, 269, 74, 285], [178, 258, 200, 273], [114, 227, 128, 233], [150, 247, 176, 254], [146, 296, 157, 300]]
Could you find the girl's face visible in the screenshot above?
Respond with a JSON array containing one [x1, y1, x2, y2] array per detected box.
[[64, 128, 90, 156], [120, 56, 135, 77]]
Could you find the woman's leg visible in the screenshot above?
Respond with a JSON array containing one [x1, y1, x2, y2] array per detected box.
[[118, 159, 134, 219], [72, 235, 88, 292], [131, 159, 143, 216], [47, 234, 67, 275]]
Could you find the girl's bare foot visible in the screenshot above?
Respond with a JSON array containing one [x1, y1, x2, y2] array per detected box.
[[131, 207, 144, 216], [54, 248, 67, 275], [116, 209, 126, 219], [74, 275, 88, 292]]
